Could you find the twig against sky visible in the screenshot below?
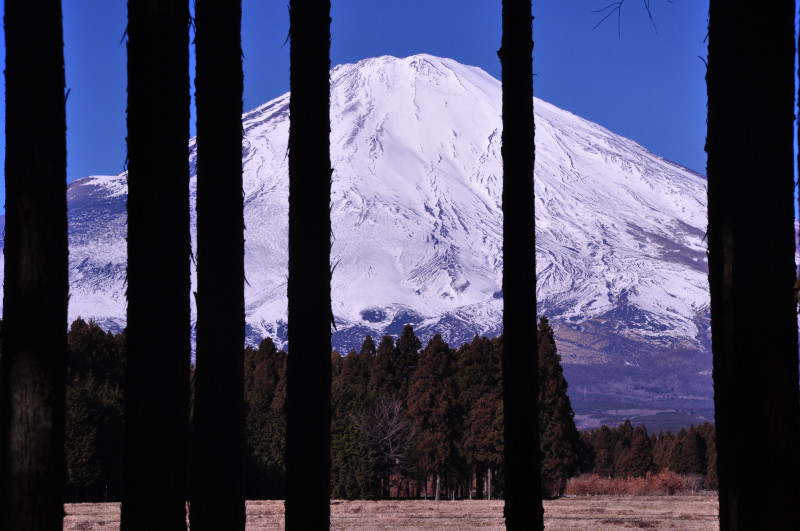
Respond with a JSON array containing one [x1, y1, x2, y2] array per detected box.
[[593, 0, 667, 35]]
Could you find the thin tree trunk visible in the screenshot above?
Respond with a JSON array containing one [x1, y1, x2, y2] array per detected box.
[[469, 468, 474, 499], [499, 0, 543, 528], [122, 1, 191, 529], [1, 1, 68, 529], [435, 474, 441, 501], [190, 1, 245, 529], [706, 1, 800, 529], [487, 467, 492, 501], [285, 1, 332, 528]]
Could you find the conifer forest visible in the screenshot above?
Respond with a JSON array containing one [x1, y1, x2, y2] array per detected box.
[[57, 316, 717, 503]]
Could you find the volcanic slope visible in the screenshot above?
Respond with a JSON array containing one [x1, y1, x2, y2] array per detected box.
[[2, 55, 711, 428]]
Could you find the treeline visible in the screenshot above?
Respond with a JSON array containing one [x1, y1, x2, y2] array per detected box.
[[63, 316, 581, 501], [244, 322, 507, 500], [62, 315, 714, 502], [64, 318, 126, 502], [222, 315, 583, 500], [577, 420, 718, 490]]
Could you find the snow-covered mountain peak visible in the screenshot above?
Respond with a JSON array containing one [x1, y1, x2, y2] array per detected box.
[[0, 55, 712, 424]]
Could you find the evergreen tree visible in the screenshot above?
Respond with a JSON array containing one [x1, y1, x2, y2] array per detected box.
[[407, 335, 459, 501], [67, 318, 125, 386], [331, 349, 380, 500], [649, 432, 658, 461], [1, 0, 68, 528], [456, 336, 503, 499], [652, 430, 675, 472], [190, 0, 246, 527], [577, 430, 596, 475], [243, 339, 287, 499], [537, 317, 579, 496], [285, 0, 333, 526], [368, 335, 397, 401], [677, 425, 706, 476], [707, 1, 800, 526], [244, 338, 285, 407], [345, 337, 375, 408], [695, 422, 717, 489], [64, 319, 126, 503], [592, 425, 615, 477], [703, 427, 719, 490], [368, 326, 420, 403], [612, 419, 634, 478], [91, 379, 125, 502], [65, 375, 101, 501], [394, 324, 422, 400], [500, 0, 542, 524], [330, 353, 351, 497], [360, 334, 376, 357], [667, 427, 687, 474], [456, 336, 502, 408], [620, 425, 653, 478], [462, 395, 503, 498], [123, 0, 192, 528], [337, 337, 382, 498]]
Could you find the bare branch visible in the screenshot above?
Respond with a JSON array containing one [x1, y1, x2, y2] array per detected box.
[[593, 0, 663, 35], [592, 1, 624, 36], [353, 399, 417, 473], [643, 0, 658, 32]]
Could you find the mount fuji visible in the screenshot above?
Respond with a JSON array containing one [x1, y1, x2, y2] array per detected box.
[[0, 55, 712, 429]]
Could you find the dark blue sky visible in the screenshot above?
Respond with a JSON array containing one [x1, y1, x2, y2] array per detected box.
[[0, 0, 710, 210]]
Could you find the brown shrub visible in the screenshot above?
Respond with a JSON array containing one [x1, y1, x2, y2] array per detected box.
[[653, 469, 687, 495], [565, 469, 691, 496]]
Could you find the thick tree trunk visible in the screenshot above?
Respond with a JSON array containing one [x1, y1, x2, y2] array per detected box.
[[190, 1, 245, 529], [435, 474, 441, 501], [122, 1, 191, 529], [1, 1, 68, 529], [499, 0, 543, 528], [706, 2, 800, 529], [285, 1, 332, 528]]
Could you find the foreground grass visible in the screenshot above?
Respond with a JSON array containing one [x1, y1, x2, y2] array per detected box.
[[64, 495, 719, 530]]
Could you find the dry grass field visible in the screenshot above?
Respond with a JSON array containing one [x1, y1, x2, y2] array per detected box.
[[63, 495, 719, 530]]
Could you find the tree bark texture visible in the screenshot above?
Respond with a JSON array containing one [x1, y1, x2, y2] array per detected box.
[[500, 1, 544, 529], [122, 1, 191, 529], [285, 1, 332, 528], [1, 1, 68, 529], [706, 2, 800, 529], [190, 1, 245, 529]]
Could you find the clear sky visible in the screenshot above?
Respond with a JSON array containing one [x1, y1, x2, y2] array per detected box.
[[0, 0, 709, 211]]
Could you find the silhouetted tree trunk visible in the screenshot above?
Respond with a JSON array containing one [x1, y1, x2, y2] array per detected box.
[[285, 1, 332, 527], [1, 1, 68, 528], [706, 2, 800, 528], [190, 1, 245, 529], [499, 0, 543, 528], [122, 1, 191, 529]]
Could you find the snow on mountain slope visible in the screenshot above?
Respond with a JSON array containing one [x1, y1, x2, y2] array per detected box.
[[0, 55, 712, 424]]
